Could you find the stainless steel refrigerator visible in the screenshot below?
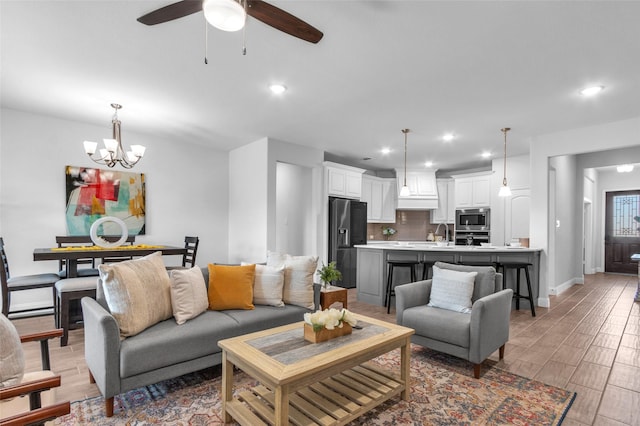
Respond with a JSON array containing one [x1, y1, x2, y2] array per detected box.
[[328, 197, 367, 288]]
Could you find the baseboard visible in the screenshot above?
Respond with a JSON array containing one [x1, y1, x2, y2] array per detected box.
[[549, 277, 582, 297], [537, 297, 550, 308]]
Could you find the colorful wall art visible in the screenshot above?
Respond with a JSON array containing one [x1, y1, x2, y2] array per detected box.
[[65, 166, 145, 236]]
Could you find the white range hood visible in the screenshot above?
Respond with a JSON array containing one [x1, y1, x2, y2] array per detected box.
[[394, 169, 439, 210]]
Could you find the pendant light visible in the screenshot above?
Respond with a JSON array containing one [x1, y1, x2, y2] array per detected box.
[[498, 127, 512, 197], [399, 129, 411, 197]]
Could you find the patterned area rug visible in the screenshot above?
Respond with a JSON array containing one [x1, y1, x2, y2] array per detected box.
[[53, 345, 575, 425]]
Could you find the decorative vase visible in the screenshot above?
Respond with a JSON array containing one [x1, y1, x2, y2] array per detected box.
[[304, 322, 352, 343]]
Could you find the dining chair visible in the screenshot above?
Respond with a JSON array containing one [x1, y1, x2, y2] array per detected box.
[[100, 235, 136, 265], [166, 236, 199, 270], [55, 235, 99, 278], [0, 313, 70, 424], [1, 237, 61, 318]]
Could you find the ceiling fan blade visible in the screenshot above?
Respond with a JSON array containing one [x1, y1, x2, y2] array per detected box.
[[137, 0, 202, 25], [247, 0, 323, 44]]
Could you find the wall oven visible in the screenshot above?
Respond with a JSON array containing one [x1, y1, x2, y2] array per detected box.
[[456, 208, 490, 231]]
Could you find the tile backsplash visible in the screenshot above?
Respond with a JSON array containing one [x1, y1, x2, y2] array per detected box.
[[367, 210, 452, 241]]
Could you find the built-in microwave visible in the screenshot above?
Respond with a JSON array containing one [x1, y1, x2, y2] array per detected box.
[[456, 208, 490, 231]]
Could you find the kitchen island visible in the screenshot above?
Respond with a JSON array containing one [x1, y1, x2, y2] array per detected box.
[[355, 242, 541, 308]]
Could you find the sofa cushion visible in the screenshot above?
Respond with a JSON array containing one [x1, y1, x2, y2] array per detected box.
[[0, 313, 24, 387], [402, 305, 471, 348], [434, 261, 497, 301], [428, 265, 476, 314], [266, 252, 317, 309], [169, 267, 209, 325], [207, 264, 255, 310], [222, 304, 310, 335], [119, 310, 239, 378], [242, 263, 285, 307], [99, 251, 173, 338]]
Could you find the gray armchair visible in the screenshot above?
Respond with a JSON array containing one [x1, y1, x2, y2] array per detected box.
[[395, 261, 513, 378]]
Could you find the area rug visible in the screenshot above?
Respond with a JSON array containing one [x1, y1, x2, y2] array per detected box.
[[52, 345, 575, 425]]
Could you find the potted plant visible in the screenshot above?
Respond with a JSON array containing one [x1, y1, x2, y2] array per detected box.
[[317, 261, 342, 289], [382, 226, 397, 241]]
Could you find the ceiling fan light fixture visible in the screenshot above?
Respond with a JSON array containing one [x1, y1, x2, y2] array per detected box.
[[203, 0, 246, 32]]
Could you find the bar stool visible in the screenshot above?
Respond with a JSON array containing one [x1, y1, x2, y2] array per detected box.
[[385, 260, 419, 314], [55, 277, 98, 346], [498, 261, 536, 317], [421, 260, 434, 280]]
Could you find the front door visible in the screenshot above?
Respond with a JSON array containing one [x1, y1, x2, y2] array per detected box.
[[604, 190, 640, 274]]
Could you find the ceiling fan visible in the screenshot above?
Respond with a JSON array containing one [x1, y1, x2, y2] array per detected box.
[[137, 0, 323, 44]]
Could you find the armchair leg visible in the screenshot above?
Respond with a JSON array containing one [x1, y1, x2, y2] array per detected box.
[[473, 363, 481, 379], [499, 344, 505, 360], [105, 397, 114, 417]]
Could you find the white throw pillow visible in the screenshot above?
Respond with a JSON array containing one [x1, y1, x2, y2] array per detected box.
[[266, 251, 318, 309], [170, 267, 209, 324], [99, 251, 173, 337], [428, 265, 477, 314], [0, 314, 25, 388], [242, 263, 285, 307]]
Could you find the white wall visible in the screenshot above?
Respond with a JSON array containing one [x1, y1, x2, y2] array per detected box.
[[276, 162, 314, 255], [228, 138, 324, 264], [550, 155, 579, 291], [0, 108, 229, 311], [530, 115, 640, 305]]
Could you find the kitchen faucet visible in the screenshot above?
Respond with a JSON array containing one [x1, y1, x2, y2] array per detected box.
[[434, 222, 450, 241]]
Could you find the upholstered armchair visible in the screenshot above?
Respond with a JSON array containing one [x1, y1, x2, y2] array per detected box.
[[395, 262, 513, 378]]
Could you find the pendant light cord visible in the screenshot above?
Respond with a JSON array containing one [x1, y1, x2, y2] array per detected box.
[[402, 129, 410, 187], [501, 127, 510, 186]]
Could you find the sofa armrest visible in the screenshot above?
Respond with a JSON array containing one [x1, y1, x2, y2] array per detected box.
[[469, 288, 513, 364], [395, 280, 432, 325], [81, 297, 121, 399]]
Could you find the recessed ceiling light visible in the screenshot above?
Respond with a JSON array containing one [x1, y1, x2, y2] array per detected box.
[[481, 151, 491, 158], [424, 161, 433, 167], [579, 85, 604, 96], [442, 133, 454, 142], [616, 164, 634, 173], [381, 148, 391, 155], [269, 84, 287, 95]]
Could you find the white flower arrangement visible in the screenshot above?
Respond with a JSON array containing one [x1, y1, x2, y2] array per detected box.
[[304, 308, 358, 332], [382, 227, 396, 236]]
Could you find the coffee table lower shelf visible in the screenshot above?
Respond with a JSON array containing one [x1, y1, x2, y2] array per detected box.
[[225, 362, 405, 426]]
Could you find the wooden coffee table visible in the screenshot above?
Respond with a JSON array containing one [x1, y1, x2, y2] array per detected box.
[[218, 313, 414, 426]]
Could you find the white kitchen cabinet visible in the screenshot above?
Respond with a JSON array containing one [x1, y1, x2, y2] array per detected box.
[[454, 173, 492, 208], [361, 175, 396, 222], [395, 169, 439, 209], [325, 162, 365, 199], [431, 178, 455, 224]]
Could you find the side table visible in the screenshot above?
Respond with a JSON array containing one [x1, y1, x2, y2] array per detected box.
[[320, 285, 348, 310]]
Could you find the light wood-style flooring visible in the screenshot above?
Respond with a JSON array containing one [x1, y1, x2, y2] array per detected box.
[[12, 272, 640, 425]]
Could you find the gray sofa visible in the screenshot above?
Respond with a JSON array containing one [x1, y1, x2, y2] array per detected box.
[[81, 266, 319, 417]]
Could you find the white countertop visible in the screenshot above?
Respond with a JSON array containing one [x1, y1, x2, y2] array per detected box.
[[355, 242, 540, 252]]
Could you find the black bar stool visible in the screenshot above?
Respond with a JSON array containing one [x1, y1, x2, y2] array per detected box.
[[421, 260, 434, 280], [498, 261, 536, 316], [385, 260, 418, 314]]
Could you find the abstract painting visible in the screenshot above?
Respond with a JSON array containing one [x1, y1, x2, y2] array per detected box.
[[65, 165, 145, 235]]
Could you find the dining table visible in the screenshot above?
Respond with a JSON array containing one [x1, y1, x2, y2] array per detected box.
[[33, 244, 188, 278]]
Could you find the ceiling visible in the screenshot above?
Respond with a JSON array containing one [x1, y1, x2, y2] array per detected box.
[[2, 1, 639, 174]]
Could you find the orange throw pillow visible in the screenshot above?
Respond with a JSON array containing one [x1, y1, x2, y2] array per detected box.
[[207, 264, 256, 310]]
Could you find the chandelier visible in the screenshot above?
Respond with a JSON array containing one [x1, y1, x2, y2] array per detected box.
[[498, 127, 512, 197], [83, 104, 146, 169]]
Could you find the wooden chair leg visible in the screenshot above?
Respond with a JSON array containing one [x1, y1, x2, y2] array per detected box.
[[473, 363, 481, 379], [105, 397, 114, 417], [59, 293, 70, 346], [499, 344, 505, 360]]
